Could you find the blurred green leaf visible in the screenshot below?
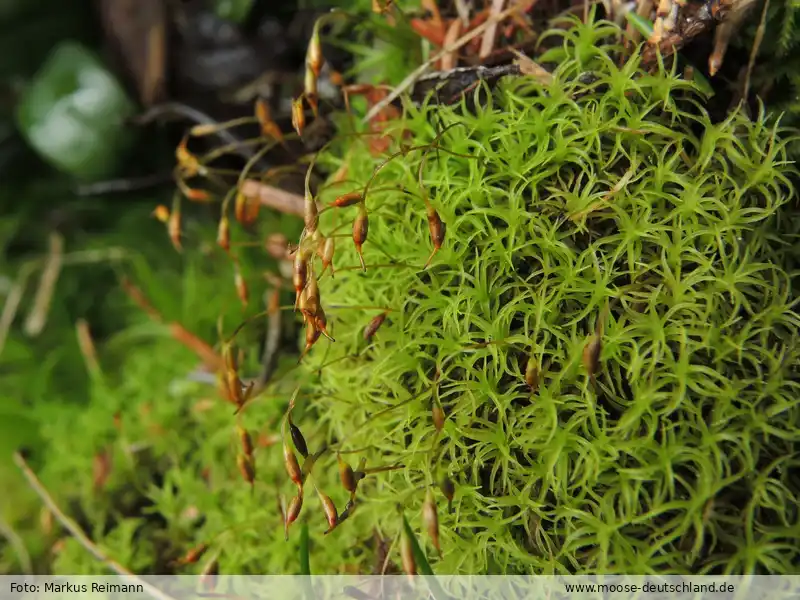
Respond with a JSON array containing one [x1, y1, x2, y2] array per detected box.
[[214, 0, 255, 23], [15, 41, 138, 182]]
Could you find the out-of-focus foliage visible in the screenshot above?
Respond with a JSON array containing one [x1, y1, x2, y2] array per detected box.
[[16, 41, 138, 181]]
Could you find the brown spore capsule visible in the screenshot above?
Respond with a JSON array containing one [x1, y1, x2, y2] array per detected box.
[[235, 191, 260, 226], [289, 420, 309, 459], [525, 356, 540, 392], [432, 404, 445, 432], [424, 207, 445, 269], [314, 308, 335, 342], [331, 191, 363, 208], [152, 205, 169, 223], [177, 542, 209, 566], [319, 236, 335, 277], [400, 526, 416, 578], [582, 335, 601, 381], [293, 250, 309, 309], [301, 319, 322, 361], [291, 97, 306, 137], [237, 453, 255, 487], [306, 24, 324, 78], [583, 305, 608, 386], [217, 216, 230, 252], [234, 266, 249, 308], [352, 204, 369, 272], [363, 312, 387, 341], [297, 286, 311, 325], [440, 476, 455, 513], [238, 426, 254, 458], [283, 442, 303, 487], [304, 190, 319, 234], [284, 493, 304, 540], [304, 276, 321, 317], [255, 97, 283, 141], [423, 488, 441, 557], [319, 492, 339, 534], [338, 455, 357, 494], [168, 205, 182, 252]]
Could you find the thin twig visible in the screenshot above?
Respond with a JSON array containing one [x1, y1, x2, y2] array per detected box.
[[441, 19, 464, 71], [239, 179, 310, 217], [76, 319, 101, 376], [454, 0, 471, 26], [362, 4, 523, 124], [480, 0, 507, 59], [0, 518, 32, 573], [134, 102, 270, 169], [135, 102, 238, 142], [76, 172, 173, 196], [0, 263, 34, 357], [12, 452, 178, 600], [59, 247, 131, 266], [24, 231, 64, 337], [742, 0, 770, 101], [0, 248, 129, 358]]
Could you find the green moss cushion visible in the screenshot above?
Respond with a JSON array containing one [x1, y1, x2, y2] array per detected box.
[[284, 17, 800, 575]]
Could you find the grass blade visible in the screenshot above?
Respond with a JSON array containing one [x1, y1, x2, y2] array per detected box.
[[401, 514, 433, 575], [299, 522, 311, 575], [624, 12, 653, 38], [401, 514, 452, 600], [299, 522, 314, 600]]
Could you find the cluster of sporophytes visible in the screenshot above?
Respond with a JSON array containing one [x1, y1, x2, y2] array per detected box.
[[26, 15, 800, 576]]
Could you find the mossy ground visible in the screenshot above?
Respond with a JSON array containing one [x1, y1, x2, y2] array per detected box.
[[3, 13, 800, 576]]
